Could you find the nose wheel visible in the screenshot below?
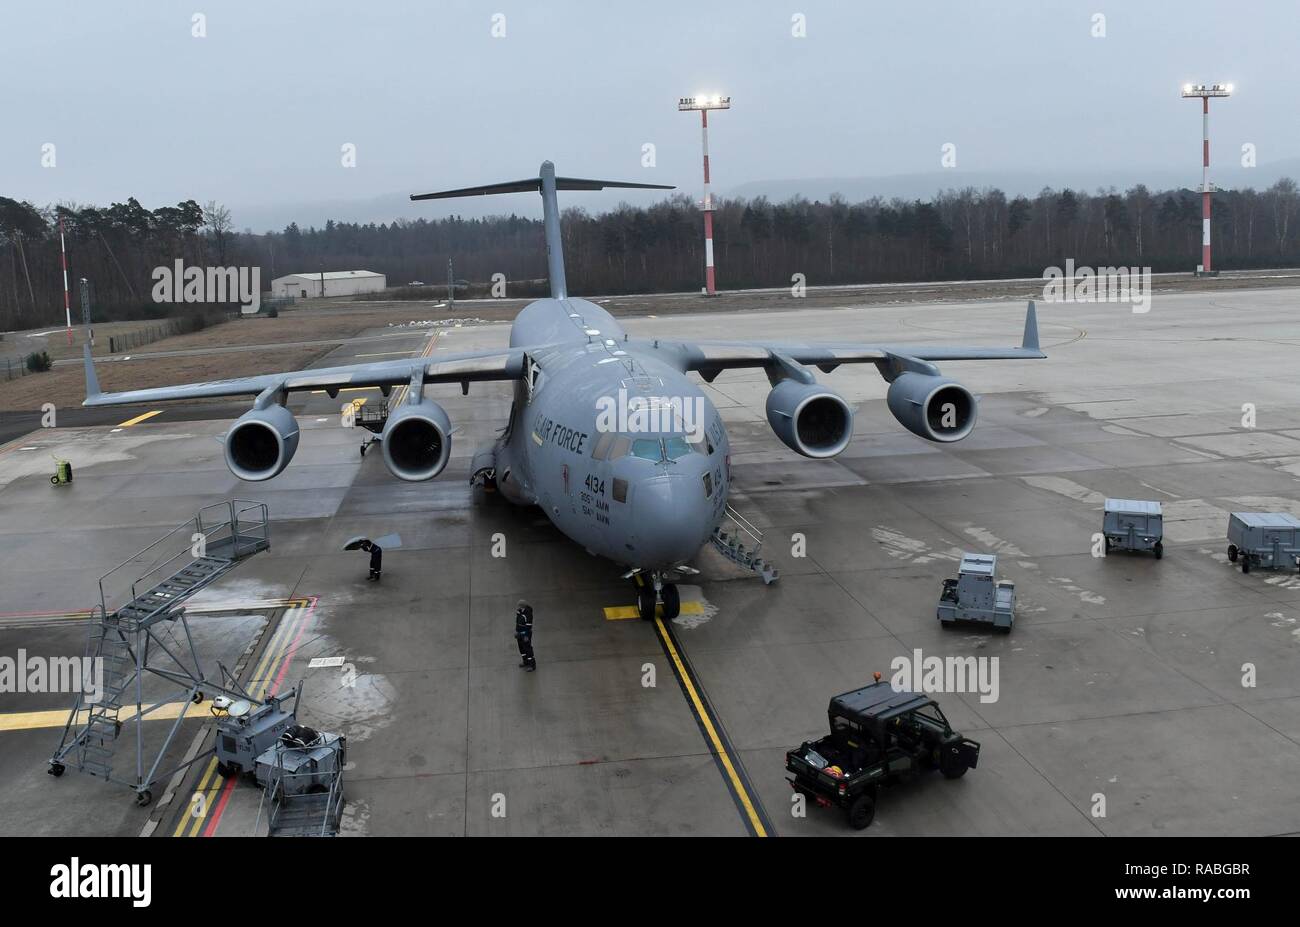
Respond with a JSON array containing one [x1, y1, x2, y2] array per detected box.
[[634, 574, 681, 621]]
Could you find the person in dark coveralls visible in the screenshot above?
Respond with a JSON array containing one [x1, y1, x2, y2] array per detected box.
[[360, 540, 383, 582], [515, 599, 535, 671]]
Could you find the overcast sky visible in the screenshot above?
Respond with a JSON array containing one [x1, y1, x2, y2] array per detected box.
[[2, 0, 1294, 229]]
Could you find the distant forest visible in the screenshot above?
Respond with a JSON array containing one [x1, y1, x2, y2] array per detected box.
[[1, 178, 1298, 330]]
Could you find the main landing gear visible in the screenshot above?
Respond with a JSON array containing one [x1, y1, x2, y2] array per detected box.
[[633, 572, 680, 622]]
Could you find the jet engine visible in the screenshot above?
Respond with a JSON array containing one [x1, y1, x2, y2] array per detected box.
[[886, 372, 977, 442], [765, 380, 854, 458], [381, 399, 452, 481], [224, 404, 300, 481]]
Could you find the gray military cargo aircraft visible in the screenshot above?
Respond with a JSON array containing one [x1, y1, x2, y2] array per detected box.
[[81, 161, 1044, 620]]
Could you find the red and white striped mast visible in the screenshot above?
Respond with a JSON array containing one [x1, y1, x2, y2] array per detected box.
[[58, 215, 73, 344], [1181, 82, 1232, 276], [678, 94, 730, 295]]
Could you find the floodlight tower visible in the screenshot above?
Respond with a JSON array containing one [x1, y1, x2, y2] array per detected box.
[[678, 94, 731, 295], [1181, 82, 1232, 276]]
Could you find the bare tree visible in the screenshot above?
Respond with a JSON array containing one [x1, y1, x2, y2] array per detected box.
[[204, 200, 233, 265]]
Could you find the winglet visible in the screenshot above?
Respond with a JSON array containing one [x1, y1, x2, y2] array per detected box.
[[82, 341, 101, 403], [1022, 300, 1041, 354]]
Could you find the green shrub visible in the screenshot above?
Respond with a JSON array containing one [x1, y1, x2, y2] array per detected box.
[[25, 351, 52, 373]]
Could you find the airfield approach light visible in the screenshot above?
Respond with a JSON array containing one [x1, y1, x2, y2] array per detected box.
[[1181, 81, 1233, 274], [678, 92, 731, 295]]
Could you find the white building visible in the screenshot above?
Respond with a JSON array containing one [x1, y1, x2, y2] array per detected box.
[[271, 270, 387, 299]]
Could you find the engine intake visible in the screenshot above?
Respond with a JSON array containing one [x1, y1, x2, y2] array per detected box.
[[381, 399, 452, 481], [886, 372, 977, 442], [225, 404, 300, 481], [765, 380, 854, 458]]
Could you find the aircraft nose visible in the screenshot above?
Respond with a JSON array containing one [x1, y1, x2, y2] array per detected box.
[[631, 471, 717, 567]]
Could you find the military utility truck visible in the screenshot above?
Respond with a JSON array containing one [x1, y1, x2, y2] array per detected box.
[[785, 681, 980, 829]]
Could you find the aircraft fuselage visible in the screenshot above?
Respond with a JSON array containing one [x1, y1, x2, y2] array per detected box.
[[489, 297, 729, 570]]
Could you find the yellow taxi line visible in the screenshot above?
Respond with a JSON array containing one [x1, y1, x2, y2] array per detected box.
[[0, 699, 211, 733], [653, 617, 769, 837], [117, 410, 163, 427], [179, 601, 308, 836], [176, 758, 221, 837]]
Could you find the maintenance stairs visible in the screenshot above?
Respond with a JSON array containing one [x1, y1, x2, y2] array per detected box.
[[267, 787, 345, 837], [257, 738, 346, 837], [50, 501, 270, 805], [710, 504, 779, 584]]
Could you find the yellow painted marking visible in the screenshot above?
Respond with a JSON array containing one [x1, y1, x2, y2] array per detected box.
[[604, 601, 704, 621], [247, 604, 301, 699], [176, 757, 220, 837], [0, 700, 210, 733], [117, 410, 163, 427], [654, 617, 768, 837], [177, 599, 311, 837], [389, 332, 441, 408]]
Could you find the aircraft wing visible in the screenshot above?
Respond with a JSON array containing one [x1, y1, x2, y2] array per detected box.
[[664, 301, 1044, 380], [81, 342, 533, 407]]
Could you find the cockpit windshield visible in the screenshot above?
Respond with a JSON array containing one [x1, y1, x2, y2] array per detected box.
[[663, 436, 693, 460]]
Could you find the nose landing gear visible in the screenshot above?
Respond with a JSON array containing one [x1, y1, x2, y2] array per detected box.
[[633, 572, 681, 621]]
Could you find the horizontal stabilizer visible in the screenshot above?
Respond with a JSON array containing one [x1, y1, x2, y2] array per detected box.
[[411, 176, 673, 200]]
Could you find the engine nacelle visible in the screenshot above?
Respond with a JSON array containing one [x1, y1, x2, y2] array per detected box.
[[886, 372, 977, 442], [765, 380, 854, 458], [224, 404, 300, 481], [381, 399, 452, 481]]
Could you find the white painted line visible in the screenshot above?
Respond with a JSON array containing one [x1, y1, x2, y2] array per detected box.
[[308, 657, 346, 668]]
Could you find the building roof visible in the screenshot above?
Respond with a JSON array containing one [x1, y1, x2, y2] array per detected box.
[[273, 271, 385, 282]]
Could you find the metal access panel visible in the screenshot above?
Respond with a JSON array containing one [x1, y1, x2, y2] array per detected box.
[[215, 698, 297, 773], [937, 553, 1015, 632], [255, 733, 346, 795], [955, 554, 998, 609], [1227, 512, 1300, 571], [1104, 499, 1163, 553]]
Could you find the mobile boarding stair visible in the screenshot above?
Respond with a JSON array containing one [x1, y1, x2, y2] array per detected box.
[[710, 504, 779, 584], [48, 501, 271, 806]]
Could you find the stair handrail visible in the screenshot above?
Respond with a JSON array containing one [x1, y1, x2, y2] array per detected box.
[[723, 504, 764, 550]]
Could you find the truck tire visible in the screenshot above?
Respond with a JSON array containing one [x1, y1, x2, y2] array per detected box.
[[1241, 557, 1251, 574], [1153, 542, 1163, 560], [1227, 545, 1238, 562], [845, 794, 875, 830]]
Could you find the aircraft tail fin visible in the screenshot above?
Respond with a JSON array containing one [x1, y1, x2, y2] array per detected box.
[[411, 163, 673, 300]]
